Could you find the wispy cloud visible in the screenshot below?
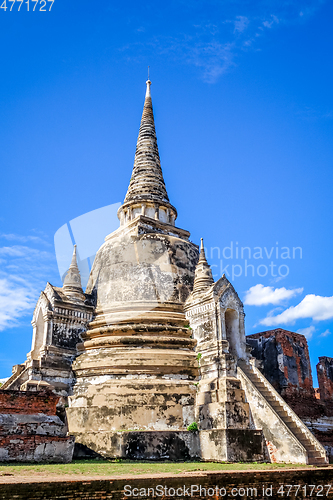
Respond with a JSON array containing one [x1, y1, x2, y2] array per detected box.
[[244, 284, 303, 306], [0, 245, 52, 259], [120, 0, 326, 82], [133, 33, 236, 83], [234, 16, 249, 34], [319, 328, 331, 338], [0, 235, 58, 332], [260, 294, 333, 326], [0, 233, 51, 246], [0, 276, 35, 331], [262, 15, 279, 29], [297, 325, 316, 340]]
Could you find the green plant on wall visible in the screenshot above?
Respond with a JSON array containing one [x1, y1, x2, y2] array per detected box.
[[187, 422, 198, 433]]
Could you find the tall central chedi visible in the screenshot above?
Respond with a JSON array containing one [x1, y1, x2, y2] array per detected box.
[[66, 80, 201, 457], [3, 79, 327, 464]]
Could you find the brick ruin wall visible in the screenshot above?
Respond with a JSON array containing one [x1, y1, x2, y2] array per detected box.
[[0, 469, 333, 500], [247, 329, 314, 399], [317, 357, 333, 401], [0, 390, 74, 463]]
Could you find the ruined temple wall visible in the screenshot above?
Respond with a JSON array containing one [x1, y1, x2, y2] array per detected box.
[[0, 390, 74, 463], [247, 329, 314, 399], [317, 357, 333, 401]]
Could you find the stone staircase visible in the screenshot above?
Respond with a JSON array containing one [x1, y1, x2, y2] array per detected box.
[[238, 360, 327, 465], [1, 365, 28, 391]]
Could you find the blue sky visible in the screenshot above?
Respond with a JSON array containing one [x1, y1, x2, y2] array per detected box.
[[0, 0, 333, 384]]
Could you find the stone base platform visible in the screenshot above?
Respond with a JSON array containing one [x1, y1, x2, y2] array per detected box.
[[72, 429, 264, 462], [72, 431, 200, 460]]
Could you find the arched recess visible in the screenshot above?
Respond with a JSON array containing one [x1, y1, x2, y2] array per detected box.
[[225, 308, 241, 358]]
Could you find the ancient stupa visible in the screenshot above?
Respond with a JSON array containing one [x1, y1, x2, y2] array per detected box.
[[3, 79, 327, 464]]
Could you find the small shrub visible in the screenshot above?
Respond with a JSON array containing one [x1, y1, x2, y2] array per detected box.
[[187, 422, 198, 433]]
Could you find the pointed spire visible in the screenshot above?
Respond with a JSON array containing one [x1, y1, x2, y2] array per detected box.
[[63, 245, 85, 299], [193, 238, 214, 294], [124, 79, 170, 204], [199, 238, 208, 263]]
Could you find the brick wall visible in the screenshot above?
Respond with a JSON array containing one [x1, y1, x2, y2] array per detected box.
[[317, 357, 333, 401], [247, 329, 314, 399], [0, 469, 333, 499], [0, 390, 58, 415], [0, 390, 74, 463]]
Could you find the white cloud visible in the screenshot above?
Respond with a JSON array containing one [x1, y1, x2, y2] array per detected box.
[[234, 16, 249, 33], [0, 245, 51, 259], [119, 1, 325, 83], [0, 277, 35, 331], [297, 326, 315, 340], [244, 284, 303, 306], [319, 329, 331, 338], [260, 294, 333, 326], [262, 15, 279, 29], [0, 233, 50, 245], [0, 237, 59, 332]]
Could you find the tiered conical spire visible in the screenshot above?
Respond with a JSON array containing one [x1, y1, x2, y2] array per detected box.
[[63, 245, 84, 299], [124, 80, 169, 204], [118, 79, 177, 227], [193, 239, 214, 294]]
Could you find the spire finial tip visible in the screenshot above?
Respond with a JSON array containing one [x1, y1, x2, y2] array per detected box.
[[145, 76, 151, 97]]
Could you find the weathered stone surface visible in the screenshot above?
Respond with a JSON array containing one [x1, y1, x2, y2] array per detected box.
[[0, 390, 74, 463], [72, 431, 200, 460], [317, 357, 333, 401], [247, 329, 314, 399], [199, 429, 263, 462]]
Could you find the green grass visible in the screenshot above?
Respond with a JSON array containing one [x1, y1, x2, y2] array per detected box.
[[0, 460, 318, 478]]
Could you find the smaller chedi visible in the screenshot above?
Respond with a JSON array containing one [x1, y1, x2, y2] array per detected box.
[[2, 80, 327, 465]]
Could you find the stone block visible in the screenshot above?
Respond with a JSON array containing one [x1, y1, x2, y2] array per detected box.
[[199, 429, 264, 462]]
